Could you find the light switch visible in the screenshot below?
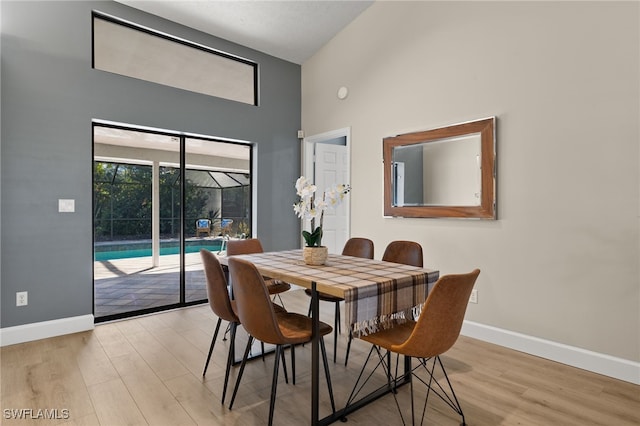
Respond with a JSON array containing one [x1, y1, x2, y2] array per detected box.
[[58, 199, 75, 213]]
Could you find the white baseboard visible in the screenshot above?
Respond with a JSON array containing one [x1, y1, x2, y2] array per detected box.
[[0, 315, 94, 347], [461, 320, 640, 385]]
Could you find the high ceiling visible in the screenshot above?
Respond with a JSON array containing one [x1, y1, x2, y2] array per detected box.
[[116, 1, 374, 64]]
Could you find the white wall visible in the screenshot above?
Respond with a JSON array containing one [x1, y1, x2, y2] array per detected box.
[[302, 0, 639, 370]]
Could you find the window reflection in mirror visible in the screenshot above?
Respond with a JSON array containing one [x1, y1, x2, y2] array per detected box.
[[393, 133, 481, 207], [383, 117, 496, 219]]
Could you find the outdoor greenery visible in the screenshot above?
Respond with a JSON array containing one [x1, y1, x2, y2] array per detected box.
[[93, 162, 233, 241]]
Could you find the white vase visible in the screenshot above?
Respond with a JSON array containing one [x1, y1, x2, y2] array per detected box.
[[303, 246, 328, 266]]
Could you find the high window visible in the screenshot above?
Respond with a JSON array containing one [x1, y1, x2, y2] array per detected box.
[[92, 12, 258, 105]]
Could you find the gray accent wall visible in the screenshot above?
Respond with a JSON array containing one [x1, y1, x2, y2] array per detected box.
[[1, 1, 301, 328]]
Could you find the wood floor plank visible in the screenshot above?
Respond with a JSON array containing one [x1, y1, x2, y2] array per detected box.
[[86, 379, 147, 425], [163, 372, 230, 424], [146, 325, 208, 377], [118, 325, 190, 382], [109, 350, 195, 425], [74, 332, 120, 387], [92, 323, 138, 359]]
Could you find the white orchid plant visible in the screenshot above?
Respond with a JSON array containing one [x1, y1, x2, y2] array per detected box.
[[293, 176, 351, 247]]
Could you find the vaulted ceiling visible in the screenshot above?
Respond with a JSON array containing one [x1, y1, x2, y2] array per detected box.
[[116, 1, 374, 64]]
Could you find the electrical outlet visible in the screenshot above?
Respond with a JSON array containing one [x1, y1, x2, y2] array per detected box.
[[469, 289, 478, 304], [16, 291, 28, 306]]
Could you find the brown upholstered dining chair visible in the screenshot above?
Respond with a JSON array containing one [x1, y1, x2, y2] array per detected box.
[[344, 269, 480, 426], [382, 240, 424, 267], [305, 237, 374, 363], [199, 249, 240, 404], [200, 249, 285, 404], [227, 257, 336, 426], [226, 238, 291, 306]]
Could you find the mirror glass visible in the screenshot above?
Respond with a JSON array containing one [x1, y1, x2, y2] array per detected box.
[[383, 117, 496, 219], [392, 133, 481, 207]]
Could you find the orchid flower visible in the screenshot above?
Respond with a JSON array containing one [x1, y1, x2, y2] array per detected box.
[[293, 176, 351, 247]]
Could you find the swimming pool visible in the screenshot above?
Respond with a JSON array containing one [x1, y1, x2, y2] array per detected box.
[[94, 240, 224, 261]]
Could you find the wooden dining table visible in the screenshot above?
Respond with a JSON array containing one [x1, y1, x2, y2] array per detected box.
[[221, 249, 439, 425]]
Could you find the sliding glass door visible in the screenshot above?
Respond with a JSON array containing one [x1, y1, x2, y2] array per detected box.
[[93, 124, 252, 321]]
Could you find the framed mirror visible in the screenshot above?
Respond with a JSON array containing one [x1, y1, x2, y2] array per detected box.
[[383, 117, 496, 219]]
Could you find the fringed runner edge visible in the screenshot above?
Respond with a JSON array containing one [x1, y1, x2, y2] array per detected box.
[[348, 303, 425, 337]]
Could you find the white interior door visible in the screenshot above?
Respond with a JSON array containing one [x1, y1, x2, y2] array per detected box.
[[314, 143, 349, 254]]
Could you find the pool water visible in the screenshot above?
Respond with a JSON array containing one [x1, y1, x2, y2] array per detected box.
[[94, 241, 223, 261]]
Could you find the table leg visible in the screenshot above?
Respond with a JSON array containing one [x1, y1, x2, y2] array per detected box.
[[311, 280, 319, 425]]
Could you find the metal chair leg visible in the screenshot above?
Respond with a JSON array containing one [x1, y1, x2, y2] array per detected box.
[[343, 345, 407, 424], [221, 322, 237, 404], [343, 345, 381, 409], [281, 344, 289, 385], [202, 318, 222, 376], [273, 294, 286, 309], [222, 322, 231, 341], [290, 345, 296, 385], [409, 356, 465, 426], [228, 336, 254, 410], [268, 345, 282, 426], [344, 332, 353, 366]]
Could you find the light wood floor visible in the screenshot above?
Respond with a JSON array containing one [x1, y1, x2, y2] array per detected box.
[[2, 288, 638, 425]]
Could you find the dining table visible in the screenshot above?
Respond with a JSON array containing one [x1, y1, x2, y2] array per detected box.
[[221, 248, 439, 425]]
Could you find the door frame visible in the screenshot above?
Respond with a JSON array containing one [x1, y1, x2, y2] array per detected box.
[[301, 127, 351, 248], [92, 120, 255, 322]]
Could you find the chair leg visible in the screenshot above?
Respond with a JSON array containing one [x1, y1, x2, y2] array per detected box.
[[343, 345, 407, 424], [229, 336, 254, 410], [410, 368, 416, 426], [281, 345, 289, 385], [273, 294, 286, 309], [290, 345, 296, 385], [268, 345, 282, 426], [202, 318, 222, 376], [222, 322, 231, 341], [414, 356, 465, 426], [436, 356, 465, 426], [378, 349, 406, 425], [343, 345, 380, 408], [344, 332, 353, 367], [221, 322, 237, 404], [260, 340, 290, 383]]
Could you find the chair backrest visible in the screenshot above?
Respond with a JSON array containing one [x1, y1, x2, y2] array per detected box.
[[200, 249, 238, 323], [226, 238, 264, 256], [196, 219, 211, 229], [392, 269, 480, 358], [342, 237, 374, 259], [382, 240, 423, 267], [227, 257, 285, 345]]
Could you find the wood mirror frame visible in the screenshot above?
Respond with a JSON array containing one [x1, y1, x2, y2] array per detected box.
[[383, 117, 496, 219]]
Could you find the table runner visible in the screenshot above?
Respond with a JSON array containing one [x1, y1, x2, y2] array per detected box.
[[226, 249, 439, 336]]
